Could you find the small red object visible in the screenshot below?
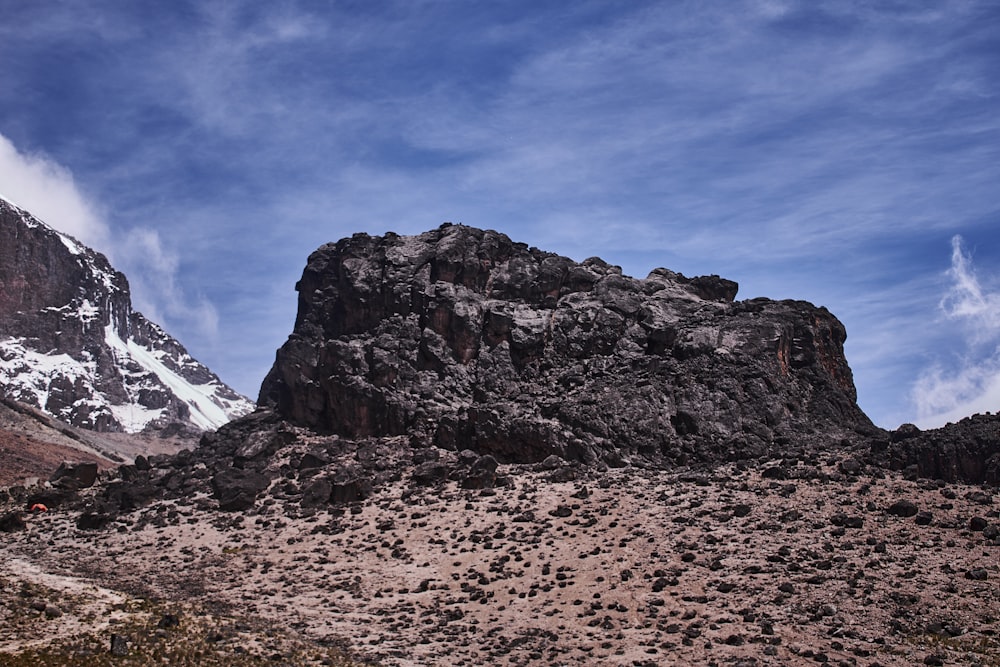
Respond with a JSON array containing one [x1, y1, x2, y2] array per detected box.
[[29, 503, 48, 512]]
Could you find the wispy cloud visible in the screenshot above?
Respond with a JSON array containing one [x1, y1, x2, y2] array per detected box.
[[0, 133, 110, 251], [912, 236, 1000, 427], [940, 235, 1000, 332], [118, 227, 220, 341]]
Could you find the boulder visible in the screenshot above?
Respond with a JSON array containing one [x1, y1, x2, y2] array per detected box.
[[300, 478, 333, 507], [102, 480, 158, 512], [461, 454, 500, 490], [329, 468, 373, 504], [50, 461, 99, 489], [412, 461, 451, 487], [0, 511, 26, 532], [77, 508, 115, 530], [210, 468, 270, 512], [887, 500, 919, 518]]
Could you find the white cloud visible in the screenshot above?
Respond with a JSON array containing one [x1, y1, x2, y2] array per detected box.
[[913, 360, 1000, 427], [940, 235, 1000, 333], [911, 235, 1000, 427], [0, 132, 110, 251], [119, 227, 220, 341]]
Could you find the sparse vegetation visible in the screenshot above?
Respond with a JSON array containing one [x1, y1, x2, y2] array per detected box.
[[0, 576, 372, 667], [907, 630, 1000, 667]]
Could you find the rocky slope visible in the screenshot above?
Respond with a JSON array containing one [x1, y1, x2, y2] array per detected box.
[[260, 223, 878, 468], [2, 452, 997, 666], [0, 396, 213, 487], [0, 397, 117, 487], [2, 222, 999, 665], [0, 195, 253, 434]]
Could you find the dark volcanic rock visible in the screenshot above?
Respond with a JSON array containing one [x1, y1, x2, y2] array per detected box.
[[300, 477, 333, 507], [411, 461, 451, 486], [211, 468, 271, 511], [259, 224, 875, 467], [77, 506, 116, 530], [25, 487, 76, 510], [101, 480, 158, 512], [329, 467, 374, 504], [0, 511, 26, 532], [50, 461, 99, 489], [461, 454, 500, 489], [882, 414, 1000, 485], [887, 500, 919, 518]]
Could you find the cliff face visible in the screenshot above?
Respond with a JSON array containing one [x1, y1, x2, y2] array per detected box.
[[883, 416, 1000, 485], [0, 196, 253, 433], [260, 223, 876, 466]]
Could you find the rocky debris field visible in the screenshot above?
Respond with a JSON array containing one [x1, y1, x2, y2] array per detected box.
[[2, 449, 997, 666], [0, 537, 368, 667], [0, 559, 365, 667]]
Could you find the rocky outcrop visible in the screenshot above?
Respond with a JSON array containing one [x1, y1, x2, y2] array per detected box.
[[0, 196, 253, 433], [259, 223, 877, 467], [880, 414, 1000, 485], [25, 223, 998, 530]]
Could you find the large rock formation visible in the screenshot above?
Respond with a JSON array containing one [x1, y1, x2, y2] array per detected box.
[[0, 196, 253, 434], [882, 414, 1000, 485], [260, 223, 877, 467], [37, 223, 996, 528]]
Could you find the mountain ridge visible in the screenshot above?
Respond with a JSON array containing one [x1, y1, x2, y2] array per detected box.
[[0, 195, 253, 435]]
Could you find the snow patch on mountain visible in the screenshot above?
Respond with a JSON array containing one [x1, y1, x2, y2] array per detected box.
[[57, 233, 84, 255], [0, 194, 255, 434], [0, 324, 252, 434], [104, 324, 241, 431], [0, 336, 115, 430]]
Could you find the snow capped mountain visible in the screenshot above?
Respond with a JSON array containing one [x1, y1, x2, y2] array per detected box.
[[0, 195, 254, 433]]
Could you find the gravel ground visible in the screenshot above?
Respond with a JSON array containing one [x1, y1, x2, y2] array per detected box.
[[1, 460, 998, 666]]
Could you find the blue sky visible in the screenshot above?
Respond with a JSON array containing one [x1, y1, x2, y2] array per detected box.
[[1, 1, 998, 429]]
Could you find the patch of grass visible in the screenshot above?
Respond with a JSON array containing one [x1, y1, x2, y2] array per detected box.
[[0, 596, 375, 667], [906, 631, 1000, 667]]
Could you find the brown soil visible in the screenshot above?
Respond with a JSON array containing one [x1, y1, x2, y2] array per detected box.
[[0, 429, 112, 486], [0, 399, 195, 486]]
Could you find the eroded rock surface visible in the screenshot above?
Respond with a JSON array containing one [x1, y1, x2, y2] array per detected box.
[[881, 414, 1000, 485], [260, 223, 876, 467]]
